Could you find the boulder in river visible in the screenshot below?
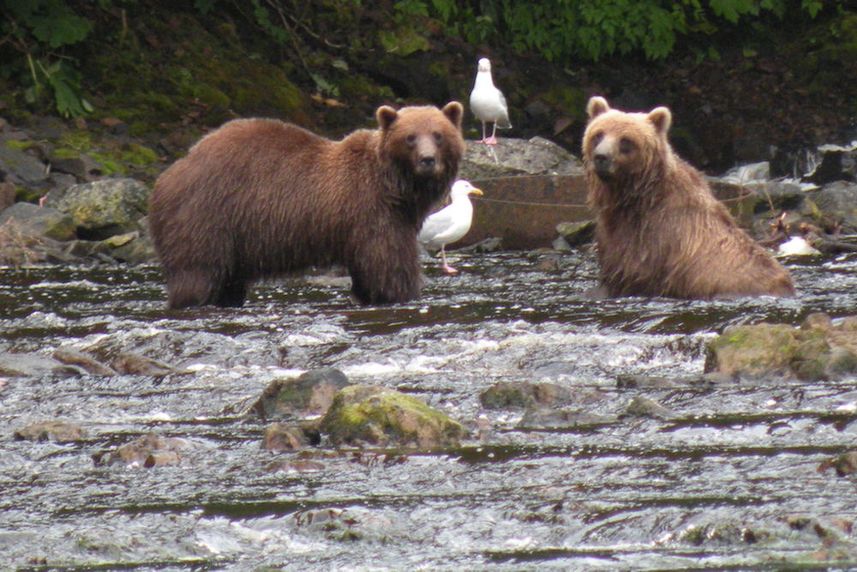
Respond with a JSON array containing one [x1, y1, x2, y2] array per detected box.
[[252, 368, 352, 420], [705, 313, 857, 381], [320, 385, 464, 449]]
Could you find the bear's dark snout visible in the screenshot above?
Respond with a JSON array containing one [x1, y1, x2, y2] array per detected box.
[[593, 153, 612, 178]]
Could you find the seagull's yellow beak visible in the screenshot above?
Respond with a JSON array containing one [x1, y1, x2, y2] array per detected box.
[[468, 188, 484, 197]]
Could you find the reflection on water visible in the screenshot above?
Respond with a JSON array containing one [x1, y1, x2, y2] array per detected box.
[[1, 250, 856, 569]]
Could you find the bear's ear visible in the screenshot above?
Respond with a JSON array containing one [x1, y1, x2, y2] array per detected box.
[[586, 96, 610, 119], [647, 107, 672, 135], [442, 101, 464, 130], [376, 106, 399, 131]]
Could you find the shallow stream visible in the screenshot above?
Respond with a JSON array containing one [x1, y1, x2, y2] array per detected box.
[[1, 249, 856, 570]]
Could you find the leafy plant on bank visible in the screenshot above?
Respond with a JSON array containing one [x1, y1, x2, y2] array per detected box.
[[0, 0, 94, 117]]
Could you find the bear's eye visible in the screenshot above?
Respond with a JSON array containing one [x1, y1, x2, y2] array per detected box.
[[433, 131, 443, 144], [591, 131, 604, 146], [619, 138, 635, 154], [406, 134, 417, 146]]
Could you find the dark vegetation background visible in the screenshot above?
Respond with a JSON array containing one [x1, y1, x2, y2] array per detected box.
[[1, 0, 855, 179]]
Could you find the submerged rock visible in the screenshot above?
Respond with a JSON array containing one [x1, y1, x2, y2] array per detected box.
[[518, 407, 617, 431], [480, 381, 575, 410], [320, 385, 464, 449], [14, 421, 86, 443], [624, 396, 677, 420], [252, 368, 352, 420], [53, 348, 117, 376], [262, 422, 319, 452], [111, 352, 177, 377], [705, 313, 857, 381], [93, 433, 188, 468], [818, 451, 857, 477]]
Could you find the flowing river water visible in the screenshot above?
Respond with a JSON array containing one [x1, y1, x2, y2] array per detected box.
[[1, 249, 856, 570]]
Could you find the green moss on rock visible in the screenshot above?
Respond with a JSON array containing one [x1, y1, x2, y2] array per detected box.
[[321, 385, 464, 450], [706, 314, 857, 381]]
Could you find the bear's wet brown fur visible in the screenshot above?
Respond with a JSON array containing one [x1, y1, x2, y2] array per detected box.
[[149, 102, 465, 308], [582, 96, 794, 299]]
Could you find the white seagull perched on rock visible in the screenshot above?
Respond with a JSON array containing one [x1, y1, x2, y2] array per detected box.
[[469, 58, 511, 145], [419, 180, 484, 274]]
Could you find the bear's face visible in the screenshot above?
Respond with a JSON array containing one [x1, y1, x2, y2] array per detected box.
[[582, 96, 672, 183], [376, 102, 464, 178]]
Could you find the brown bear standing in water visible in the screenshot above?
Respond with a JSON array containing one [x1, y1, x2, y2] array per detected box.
[[149, 102, 465, 308], [582, 96, 794, 299]]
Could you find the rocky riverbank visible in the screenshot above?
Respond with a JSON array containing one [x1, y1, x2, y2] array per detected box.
[[1, 111, 855, 266]]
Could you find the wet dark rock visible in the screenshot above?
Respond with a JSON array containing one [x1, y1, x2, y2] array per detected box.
[[818, 451, 857, 477], [804, 181, 857, 233], [262, 423, 313, 452], [252, 368, 352, 420], [111, 352, 176, 377], [101, 229, 158, 264], [44, 178, 150, 240], [623, 396, 677, 420], [13, 421, 86, 443], [705, 313, 857, 381], [556, 220, 595, 247], [518, 407, 617, 431], [803, 143, 857, 185], [480, 381, 575, 410], [0, 145, 49, 187], [0, 203, 76, 241], [320, 385, 464, 449], [93, 433, 188, 468], [52, 348, 117, 376], [459, 137, 583, 180]]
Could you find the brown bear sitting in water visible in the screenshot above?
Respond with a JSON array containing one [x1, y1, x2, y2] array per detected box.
[[149, 102, 465, 308], [582, 96, 794, 299]]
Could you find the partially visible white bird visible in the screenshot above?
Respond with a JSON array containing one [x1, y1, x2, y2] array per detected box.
[[777, 235, 821, 257], [419, 180, 484, 274], [469, 58, 511, 145]]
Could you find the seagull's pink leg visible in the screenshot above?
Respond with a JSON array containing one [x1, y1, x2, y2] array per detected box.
[[440, 246, 458, 275], [485, 122, 498, 145]]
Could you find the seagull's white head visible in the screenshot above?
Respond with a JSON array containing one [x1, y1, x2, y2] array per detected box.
[[450, 179, 484, 200], [477, 58, 491, 73]]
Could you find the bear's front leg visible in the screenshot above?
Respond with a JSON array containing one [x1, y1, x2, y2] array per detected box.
[[348, 233, 423, 305]]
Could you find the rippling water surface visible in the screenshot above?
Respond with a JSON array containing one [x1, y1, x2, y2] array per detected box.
[[1, 250, 856, 570]]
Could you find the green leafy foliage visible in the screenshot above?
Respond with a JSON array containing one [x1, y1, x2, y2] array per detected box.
[[397, 0, 838, 62], [1, 0, 94, 116]]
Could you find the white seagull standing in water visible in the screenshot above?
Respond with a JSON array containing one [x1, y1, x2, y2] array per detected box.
[[419, 180, 484, 274], [469, 58, 511, 145]]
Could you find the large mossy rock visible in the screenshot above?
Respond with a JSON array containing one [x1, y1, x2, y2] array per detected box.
[[0, 202, 76, 241], [320, 385, 464, 449], [44, 178, 150, 240], [705, 313, 857, 380]]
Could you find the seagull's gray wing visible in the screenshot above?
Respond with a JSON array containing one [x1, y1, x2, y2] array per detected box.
[[496, 90, 512, 129], [418, 208, 458, 247]]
